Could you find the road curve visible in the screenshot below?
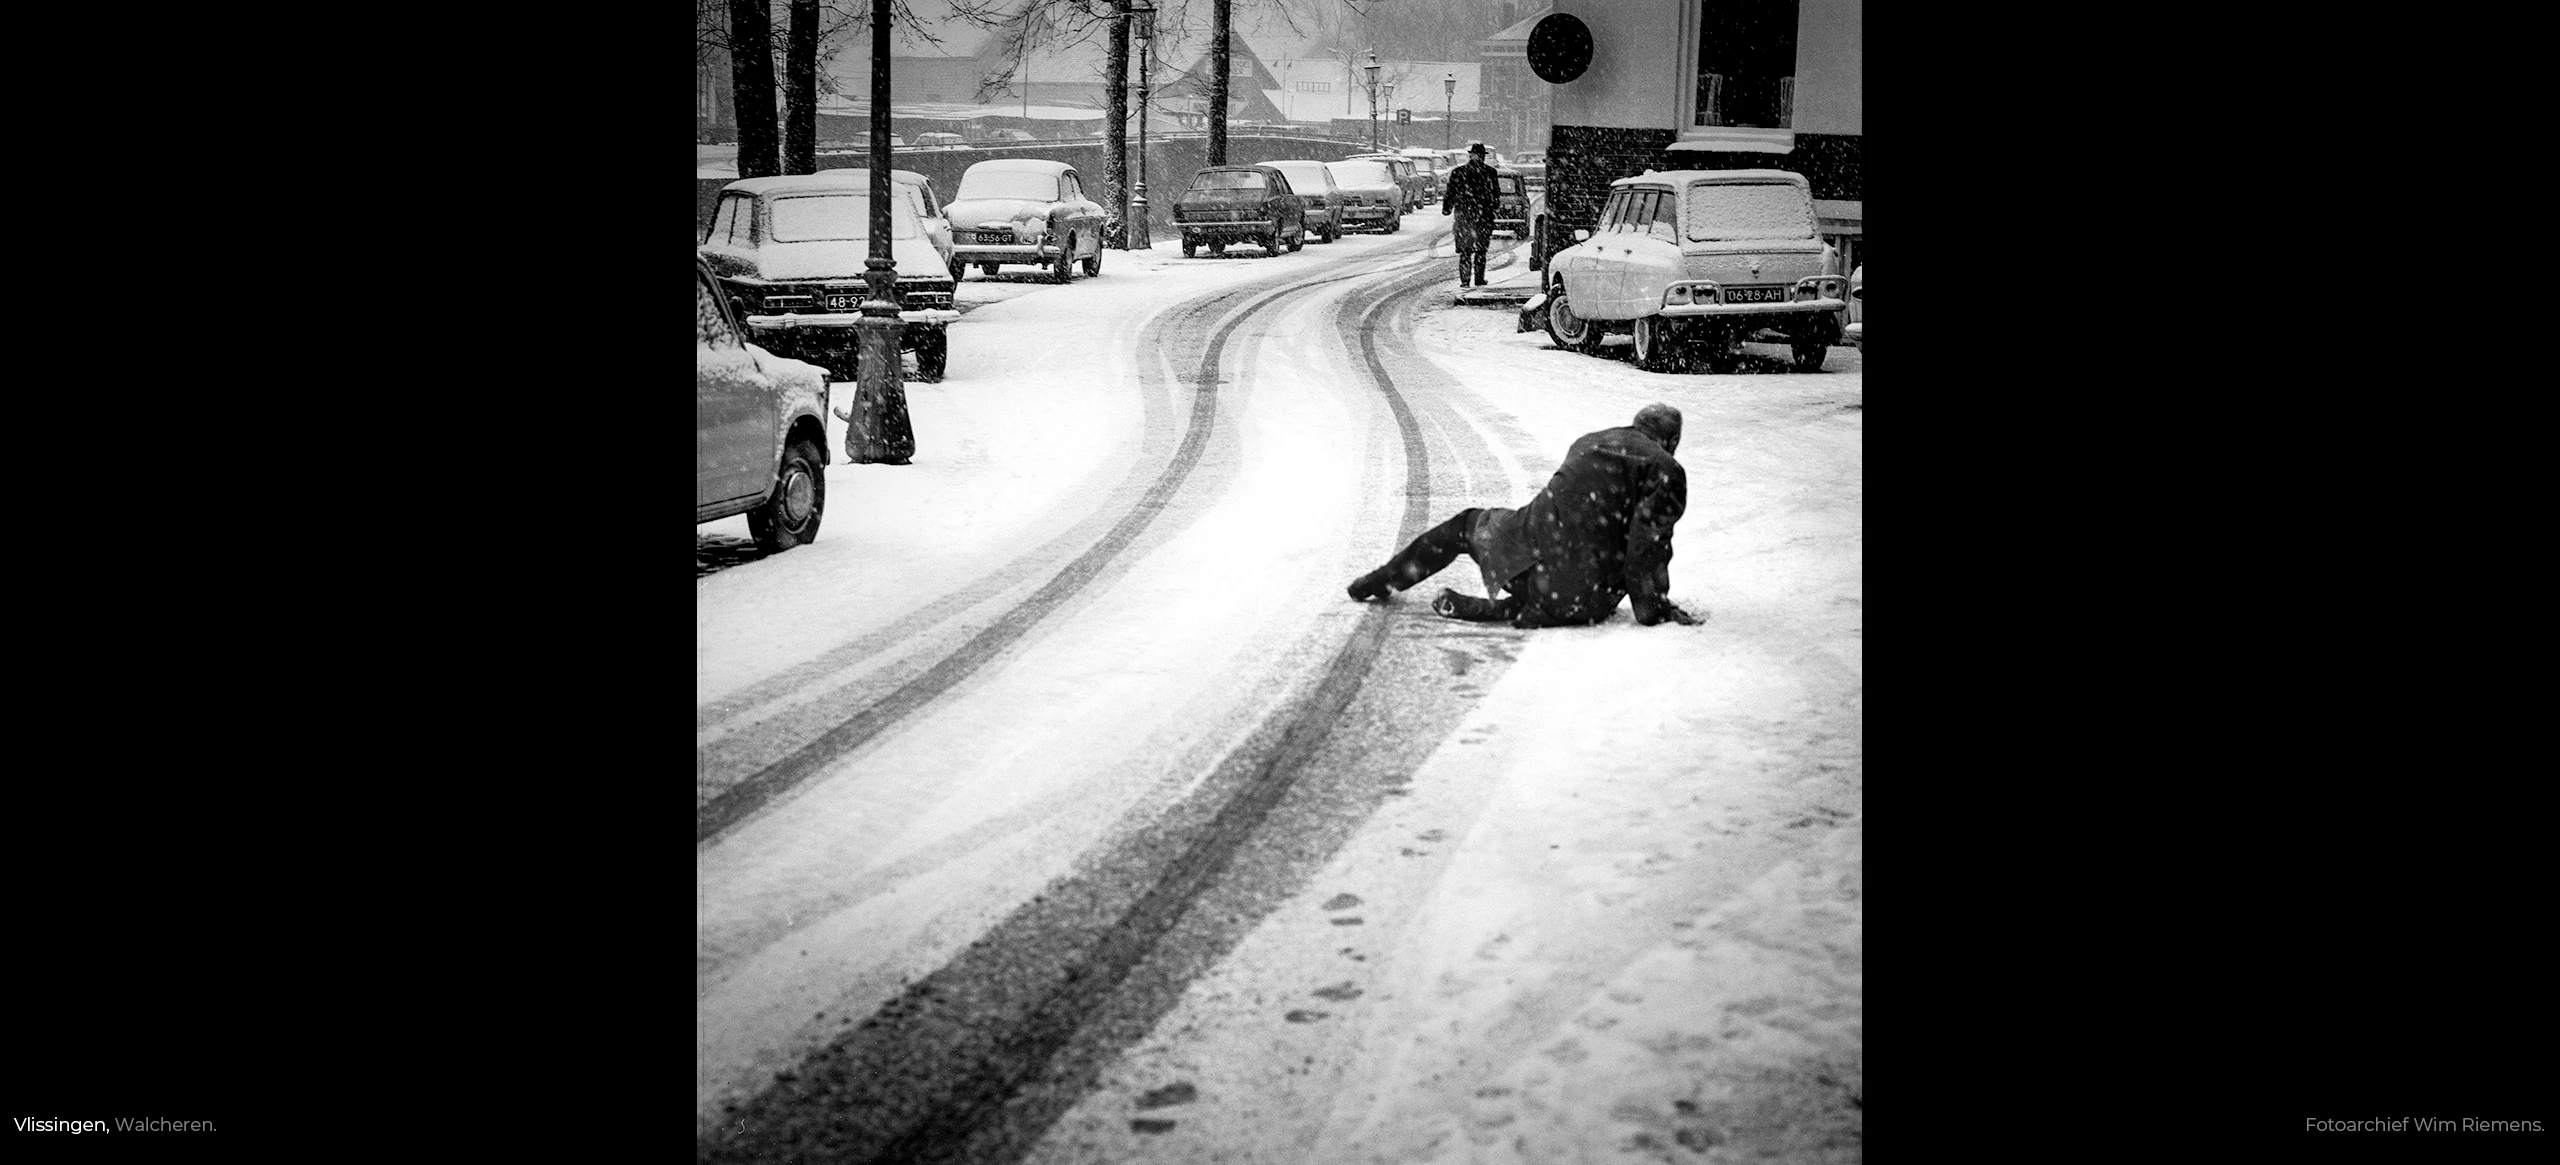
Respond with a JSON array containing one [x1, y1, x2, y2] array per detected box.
[[698, 230, 1548, 1161]]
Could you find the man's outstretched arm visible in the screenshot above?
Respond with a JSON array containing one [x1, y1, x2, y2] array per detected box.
[[1624, 461, 1699, 626]]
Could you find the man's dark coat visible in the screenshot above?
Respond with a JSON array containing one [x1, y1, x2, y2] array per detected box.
[[1468, 424, 1688, 627], [1441, 158, 1501, 252]]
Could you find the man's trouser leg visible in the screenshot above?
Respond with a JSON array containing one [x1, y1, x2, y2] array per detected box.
[[1348, 508, 1478, 600], [1470, 247, 1488, 285]]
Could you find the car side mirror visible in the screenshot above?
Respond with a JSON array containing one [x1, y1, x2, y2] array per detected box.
[[1573, 228, 1591, 242]]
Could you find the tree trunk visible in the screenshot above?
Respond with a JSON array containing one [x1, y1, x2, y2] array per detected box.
[[783, 0, 818, 174], [728, 0, 779, 178], [1103, 6, 1129, 247], [1207, 0, 1229, 166]]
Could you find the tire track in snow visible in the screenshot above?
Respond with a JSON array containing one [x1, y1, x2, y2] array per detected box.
[[698, 241, 1535, 1163], [695, 247, 1442, 845]]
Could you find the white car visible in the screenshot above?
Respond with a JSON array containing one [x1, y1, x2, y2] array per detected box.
[[818, 168, 959, 281], [1323, 158, 1404, 233], [700, 173, 960, 380], [944, 158, 1106, 281], [1541, 169, 1849, 372]]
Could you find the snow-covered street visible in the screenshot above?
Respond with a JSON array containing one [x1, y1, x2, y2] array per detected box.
[[698, 211, 1861, 1163]]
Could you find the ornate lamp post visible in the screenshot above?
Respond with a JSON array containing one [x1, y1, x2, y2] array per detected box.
[[1363, 51, 1380, 151], [1129, 1, 1155, 249], [1444, 72, 1456, 150], [846, 0, 913, 463], [1383, 81, 1396, 145]]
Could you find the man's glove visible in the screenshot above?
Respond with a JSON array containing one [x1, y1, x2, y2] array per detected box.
[[1633, 597, 1701, 626]]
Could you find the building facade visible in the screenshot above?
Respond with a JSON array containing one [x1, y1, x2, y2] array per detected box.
[[1535, 0, 1860, 268]]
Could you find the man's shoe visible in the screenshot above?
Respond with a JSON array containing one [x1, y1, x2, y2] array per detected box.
[[1346, 569, 1394, 601]]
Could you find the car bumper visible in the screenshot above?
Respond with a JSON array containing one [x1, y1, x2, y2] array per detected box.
[[1177, 220, 1277, 241], [952, 243, 1060, 264], [1339, 206, 1396, 226], [746, 309, 961, 329], [1658, 297, 1849, 320]]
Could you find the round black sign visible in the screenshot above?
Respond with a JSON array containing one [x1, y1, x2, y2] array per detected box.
[[1526, 14, 1593, 84]]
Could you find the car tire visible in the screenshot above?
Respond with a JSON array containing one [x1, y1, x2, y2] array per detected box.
[[1289, 229, 1303, 252], [1546, 286, 1602, 355], [1633, 315, 1677, 371], [1081, 243, 1101, 278], [1208, 241, 1226, 256], [746, 437, 825, 554], [913, 326, 948, 381], [1051, 235, 1075, 282], [1385, 214, 1400, 234], [980, 262, 1001, 277], [1182, 238, 1197, 257], [949, 256, 967, 282], [1791, 337, 1828, 372]]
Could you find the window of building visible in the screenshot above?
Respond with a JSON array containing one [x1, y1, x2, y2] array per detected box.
[[1689, 0, 1798, 130]]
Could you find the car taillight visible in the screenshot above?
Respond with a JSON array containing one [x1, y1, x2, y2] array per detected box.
[[1665, 286, 1691, 306]]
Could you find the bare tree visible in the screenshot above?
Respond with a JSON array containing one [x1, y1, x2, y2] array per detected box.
[[784, 0, 820, 171], [1103, 5, 1130, 246], [730, 0, 781, 177]]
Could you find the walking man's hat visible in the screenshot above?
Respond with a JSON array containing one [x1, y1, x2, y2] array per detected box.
[[1467, 141, 1488, 155]]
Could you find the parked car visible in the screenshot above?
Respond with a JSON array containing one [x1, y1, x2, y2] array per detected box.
[[1541, 169, 1848, 373], [700, 173, 960, 381], [974, 128, 1037, 143], [1492, 167, 1530, 238], [1399, 148, 1444, 201], [1843, 265, 1862, 349], [1324, 158, 1404, 233], [1173, 165, 1306, 257], [1345, 153, 1424, 210], [945, 158, 1106, 281], [1261, 160, 1344, 242], [698, 257, 830, 552], [913, 132, 966, 148], [817, 168, 959, 280]]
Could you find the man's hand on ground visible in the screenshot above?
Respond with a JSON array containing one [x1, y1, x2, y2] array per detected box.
[[1634, 598, 1701, 626]]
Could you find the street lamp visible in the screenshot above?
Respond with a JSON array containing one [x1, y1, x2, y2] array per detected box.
[[847, 0, 912, 462], [1444, 72, 1456, 150], [1129, 1, 1155, 250], [1363, 51, 1380, 151]]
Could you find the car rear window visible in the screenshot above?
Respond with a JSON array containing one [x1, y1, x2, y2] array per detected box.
[[1189, 171, 1268, 191], [1329, 160, 1394, 185], [955, 171, 1060, 201], [766, 194, 920, 242], [1271, 163, 1331, 190], [1681, 182, 1816, 241]]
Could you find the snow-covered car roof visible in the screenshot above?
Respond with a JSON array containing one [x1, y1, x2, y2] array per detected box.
[[723, 174, 903, 197], [1610, 168, 1809, 189], [814, 168, 935, 187], [963, 158, 1076, 175]]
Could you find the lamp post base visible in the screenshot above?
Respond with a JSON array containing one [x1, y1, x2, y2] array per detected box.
[[1129, 188, 1150, 250], [845, 311, 912, 464]]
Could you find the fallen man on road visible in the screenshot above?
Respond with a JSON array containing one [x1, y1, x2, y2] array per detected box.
[[1347, 403, 1703, 629]]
